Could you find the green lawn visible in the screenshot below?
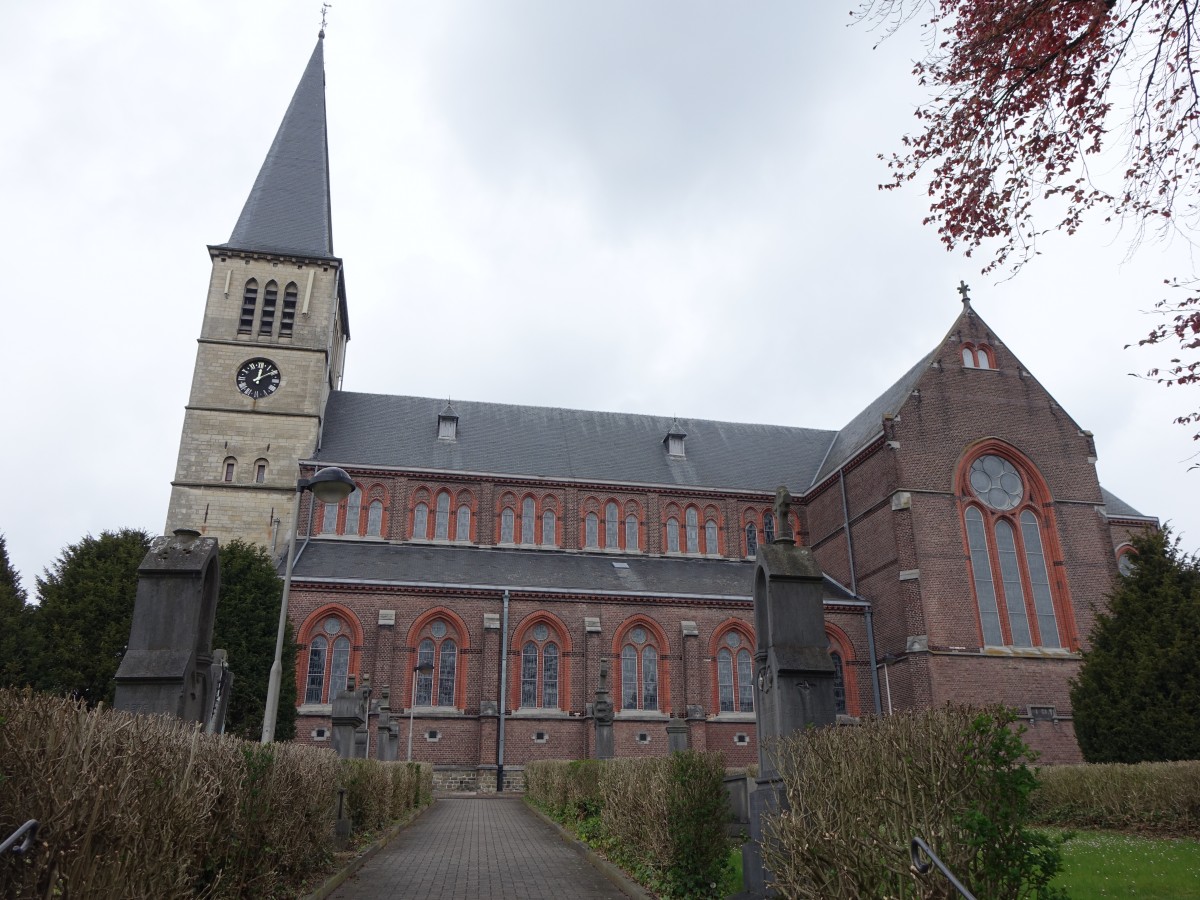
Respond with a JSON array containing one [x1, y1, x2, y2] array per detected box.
[[1049, 829, 1200, 899]]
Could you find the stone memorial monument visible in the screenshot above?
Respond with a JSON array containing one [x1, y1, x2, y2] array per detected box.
[[742, 487, 838, 896], [593, 658, 614, 760], [332, 679, 371, 759], [114, 529, 231, 730]]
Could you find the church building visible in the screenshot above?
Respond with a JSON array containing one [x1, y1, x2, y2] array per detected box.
[[167, 36, 1156, 784]]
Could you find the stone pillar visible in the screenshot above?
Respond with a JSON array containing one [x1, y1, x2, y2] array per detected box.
[[743, 488, 837, 897], [332, 686, 369, 759], [593, 657, 614, 760], [114, 530, 225, 724]]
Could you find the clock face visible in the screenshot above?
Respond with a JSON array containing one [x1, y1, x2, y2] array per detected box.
[[236, 358, 281, 399]]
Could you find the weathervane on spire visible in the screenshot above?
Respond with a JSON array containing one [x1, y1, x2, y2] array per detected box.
[[320, 2, 332, 37], [957, 280, 972, 306]]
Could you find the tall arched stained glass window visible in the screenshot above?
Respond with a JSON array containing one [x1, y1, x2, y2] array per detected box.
[[521, 497, 536, 545], [501, 507, 515, 543], [641, 646, 658, 711], [666, 518, 680, 553], [437, 641, 457, 707], [542, 510, 556, 546], [330, 636, 350, 700], [366, 499, 383, 536], [1021, 510, 1060, 647], [685, 508, 699, 554], [745, 523, 758, 557], [585, 512, 599, 549], [764, 513, 775, 544], [831, 651, 846, 715], [705, 519, 718, 555], [304, 635, 328, 704], [345, 489, 361, 535], [456, 504, 471, 542], [965, 506, 1003, 646], [625, 514, 639, 551], [413, 502, 429, 540], [605, 502, 619, 549], [434, 492, 450, 540], [961, 451, 1069, 649]]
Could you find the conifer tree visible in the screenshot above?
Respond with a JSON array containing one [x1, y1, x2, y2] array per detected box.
[[1071, 528, 1200, 762], [214, 539, 297, 741], [30, 529, 152, 705], [0, 534, 31, 687]]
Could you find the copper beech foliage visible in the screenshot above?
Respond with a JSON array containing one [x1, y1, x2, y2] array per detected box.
[[856, 0, 1200, 441]]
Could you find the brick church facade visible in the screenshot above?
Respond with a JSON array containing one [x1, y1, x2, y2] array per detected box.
[[167, 36, 1155, 782]]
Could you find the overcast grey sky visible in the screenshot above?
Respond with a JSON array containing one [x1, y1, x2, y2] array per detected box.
[[3, 0, 1196, 592]]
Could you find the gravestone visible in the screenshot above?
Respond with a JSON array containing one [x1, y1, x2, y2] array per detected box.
[[593, 657, 614, 760], [332, 683, 370, 759], [204, 649, 234, 734], [114, 530, 230, 729], [742, 488, 837, 897], [377, 685, 399, 761], [667, 717, 689, 753]]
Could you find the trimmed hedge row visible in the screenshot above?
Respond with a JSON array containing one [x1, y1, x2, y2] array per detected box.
[[526, 752, 730, 898], [762, 706, 1063, 900], [0, 687, 432, 899], [1031, 760, 1200, 836]]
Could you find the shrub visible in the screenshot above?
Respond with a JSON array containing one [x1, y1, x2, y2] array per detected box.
[[0, 687, 431, 899], [1031, 760, 1200, 836], [762, 706, 1064, 900], [526, 753, 731, 898]]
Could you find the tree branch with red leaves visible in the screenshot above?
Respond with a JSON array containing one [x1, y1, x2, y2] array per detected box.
[[858, 0, 1200, 442]]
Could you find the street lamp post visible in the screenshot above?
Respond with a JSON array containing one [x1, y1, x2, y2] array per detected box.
[[261, 466, 356, 744], [407, 661, 435, 762]]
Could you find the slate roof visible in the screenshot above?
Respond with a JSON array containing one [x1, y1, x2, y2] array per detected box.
[[221, 38, 335, 259], [315, 346, 1142, 519], [1101, 487, 1153, 520], [811, 351, 934, 485], [315, 393, 837, 494], [290, 540, 856, 601]]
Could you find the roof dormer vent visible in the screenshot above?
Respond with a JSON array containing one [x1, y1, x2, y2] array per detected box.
[[663, 419, 687, 458], [438, 400, 459, 441]]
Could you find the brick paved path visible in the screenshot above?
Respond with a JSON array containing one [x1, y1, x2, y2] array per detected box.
[[331, 797, 630, 899]]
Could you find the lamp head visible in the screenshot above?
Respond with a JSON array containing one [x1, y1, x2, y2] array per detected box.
[[414, 662, 435, 675], [301, 466, 356, 504]]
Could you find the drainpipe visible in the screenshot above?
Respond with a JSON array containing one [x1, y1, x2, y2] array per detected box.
[[496, 589, 510, 792], [863, 604, 883, 716], [830, 597, 883, 717], [839, 470, 857, 595]]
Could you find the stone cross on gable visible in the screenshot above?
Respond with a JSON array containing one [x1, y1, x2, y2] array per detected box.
[[958, 280, 971, 304]]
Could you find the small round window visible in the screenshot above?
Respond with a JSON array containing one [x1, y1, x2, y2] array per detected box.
[[969, 455, 1023, 510], [725, 632, 741, 648], [630, 627, 647, 645], [431, 620, 447, 639], [533, 623, 549, 641], [1117, 552, 1136, 577], [323, 617, 341, 635]]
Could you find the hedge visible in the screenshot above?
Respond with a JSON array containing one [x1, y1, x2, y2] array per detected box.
[[0, 687, 432, 899], [1030, 760, 1200, 836], [526, 751, 730, 898]]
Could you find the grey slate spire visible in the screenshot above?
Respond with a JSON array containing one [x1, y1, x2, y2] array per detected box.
[[222, 37, 334, 258]]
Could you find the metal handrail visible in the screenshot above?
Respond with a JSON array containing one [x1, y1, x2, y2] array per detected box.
[[1, 820, 38, 856], [911, 836, 976, 900]]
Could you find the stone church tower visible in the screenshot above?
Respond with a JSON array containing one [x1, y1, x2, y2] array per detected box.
[[166, 35, 349, 549]]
